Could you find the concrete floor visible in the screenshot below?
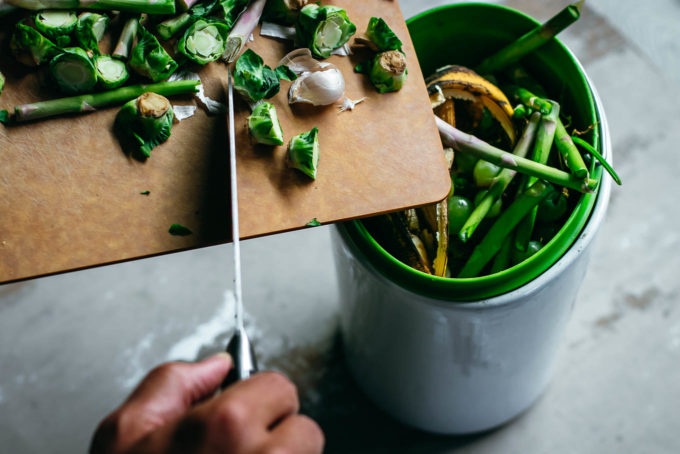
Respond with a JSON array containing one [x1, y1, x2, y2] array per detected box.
[[2, 0, 680, 452]]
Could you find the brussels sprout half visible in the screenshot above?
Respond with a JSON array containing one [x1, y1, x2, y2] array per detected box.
[[115, 92, 175, 158], [295, 4, 356, 59], [287, 126, 319, 179], [178, 19, 230, 65], [248, 102, 284, 146], [49, 47, 98, 94], [34, 10, 77, 47]]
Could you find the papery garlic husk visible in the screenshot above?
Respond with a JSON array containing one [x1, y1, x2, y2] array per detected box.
[[289, 64, 345, 106], [278, 48, 322, 75]]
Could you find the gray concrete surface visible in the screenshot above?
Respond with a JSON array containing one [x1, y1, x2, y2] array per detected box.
[[2, 0, 679, 452]]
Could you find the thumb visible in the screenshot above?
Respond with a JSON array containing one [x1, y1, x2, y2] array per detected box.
[[125, 353, 233, 421]]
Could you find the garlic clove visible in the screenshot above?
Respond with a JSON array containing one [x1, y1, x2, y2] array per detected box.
[[289, 65, 345, 106]]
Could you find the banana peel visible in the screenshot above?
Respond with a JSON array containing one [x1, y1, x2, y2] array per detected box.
[[426, 65, 516, 146]]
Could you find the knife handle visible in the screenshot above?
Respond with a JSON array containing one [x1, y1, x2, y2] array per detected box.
[[221, 327, 258, 389]]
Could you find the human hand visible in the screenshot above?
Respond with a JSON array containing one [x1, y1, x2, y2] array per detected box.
[[90, 353, 324, 454]]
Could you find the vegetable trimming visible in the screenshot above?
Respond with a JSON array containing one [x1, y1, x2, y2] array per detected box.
[[247, 102, 284, 146], [233, 49, 281, 104], [359, 50, 407, 94], [222, 0, 267, 63], [113, 15, 139, 59], [263, 0, 309, 26], [129, 26, 178, 82], [178, 19, 230, 64], [12, 79, 200, 122], [50, 47, 98, 94], [5, 0, 177, 15], [94, 55, 130, 89], [287, 127, 319, 179], [10, 20, 61, 67], [34, 10, 77, 47], [73, 12, 110, 55], [295, 4, 356, 59], [115, 92, 175, 158], [156, 0, 221, 40]]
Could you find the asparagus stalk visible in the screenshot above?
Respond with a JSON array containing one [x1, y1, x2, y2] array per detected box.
[[459, 112, 541, 243], [13, 80, 199, 122], [5, 0, 176, 14], [554, 117, 589, 179], [222, 0, 267, 63], [490, 234, 513, 274], [113, 16, 139, 60], [156, 12, 193, 40], [459, 180, 556, 278], [436, 116, 598, 193], [475, 0, 584, 74], [514, 100, 560, 251], [571, 135, 622, 185], [177, 0, 199, 12], [505, 84, 553, 115]]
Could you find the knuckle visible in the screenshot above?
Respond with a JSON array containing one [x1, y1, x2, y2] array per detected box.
[[296, 415, 325, 447], [261, 372, 298, 399], [213, 398, 249, 432]]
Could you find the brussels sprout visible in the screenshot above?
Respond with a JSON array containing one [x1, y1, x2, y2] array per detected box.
[[49, 47, 98, 94], [157, 0, 222, 40], [248, 102, 284, 146], [364, 16, 402, 52], [130, 26, 178, 82], [34, 10, 77, 47], [10, 20, 61, 67], [263, 0, 309, 26], [178, 19, 230, 64], [295, 4, 356, 59], [366, 50, 407, 94], [287, 127, 319, 179], [115, 92, 175, 158], [73, 12, 110, 55], [233, 49, 280, 104], [94, 55, 129, 90]]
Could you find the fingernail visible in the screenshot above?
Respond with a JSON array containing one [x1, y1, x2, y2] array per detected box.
[[210, 352, 232, 365]]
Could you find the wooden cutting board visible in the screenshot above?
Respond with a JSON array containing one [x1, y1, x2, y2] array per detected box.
[[0, 0, 450, 284]]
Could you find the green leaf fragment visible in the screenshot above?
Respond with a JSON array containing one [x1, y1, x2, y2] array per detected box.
[[169, 223, 192, 235], [130, 26, 178, 82], [221, 0, 250, 29], [0, 110, 9, 125], [73, 12, 110, 55], [140, 190, 151, 195], [10, 20, 62, 67], [296, 4, 356, 59], [275, 64, 297, 81], [233, 49, 281, 103], [306, 218, 321, 227], [263, 0, 309, 26], [288, 127, 319, 179], [365, 17, 402, 51], [178, 19, 230, 65], [248, 102, 284, 146]]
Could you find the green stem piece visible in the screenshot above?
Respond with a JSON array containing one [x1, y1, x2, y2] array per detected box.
[[113, 16, 139, 60], [505, 84, 553, 115], [571, 135, 622, 185], [555, 117, 589, 179], [475, 0, 584, 74], [459, 111, 541, 243], [515, 100, 560, 251], [6, 0, 176, 14], [13, 80, 200, 122], [157, 13, 194, 40], [436, 116, 598, 193], [458, 180, 556, 278]]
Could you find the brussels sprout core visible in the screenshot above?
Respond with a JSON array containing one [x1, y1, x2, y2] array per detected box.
[[115, 92, 175, 158], [138, 92, 171, 118], [95, 55, 129, 89], [369, 50, 407, 93]]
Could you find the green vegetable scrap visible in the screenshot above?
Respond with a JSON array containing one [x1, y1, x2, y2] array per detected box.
[[0, 110, 9, 125], [362, 50, 408, 94], [247, 102, 284, 146], [156, 0, 221, 40], [94, 55, 130, 90], [287, 127, 319, 179], [233, 49, 280, 104], [169, 223, 192, 235], [221, 0, 250, 29], [10, 20, 61, 67], [306, 218, 321, 227], [73, 12, 110, 55], [222, 0, 267, 63], [0, 71, 5, 95], [49, 47, 98, 94], [34, 10, 77, 47], [130, 26, 178, 82], [364, 16, 402, 52], [296, 4, 356, 59], [263, 0, 309, 26], [140, 190, 151, 195], [178, 19, 230, 64], [275, 65, 297, 81], [114, 92, 175, 158], [5, 0, 176, 15], [113, 16, 139, 59], [13, 80, 199, 122]]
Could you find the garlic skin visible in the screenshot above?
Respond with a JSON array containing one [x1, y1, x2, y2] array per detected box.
[[289, 64, 345, 106]]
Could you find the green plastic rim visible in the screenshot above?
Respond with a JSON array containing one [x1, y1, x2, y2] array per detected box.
[[341, 3, 604, 302]]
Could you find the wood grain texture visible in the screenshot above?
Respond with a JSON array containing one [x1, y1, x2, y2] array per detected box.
[[0, 0, 450, 283]]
